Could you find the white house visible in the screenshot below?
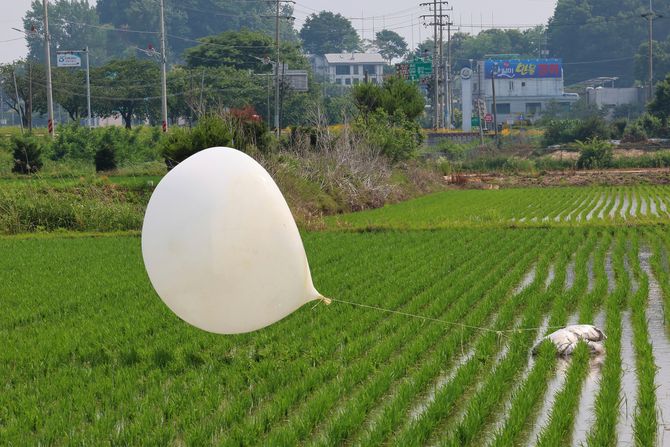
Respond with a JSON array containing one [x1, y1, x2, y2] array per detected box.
[[472, 59, 579, 123], [309, 53, 386, 86]]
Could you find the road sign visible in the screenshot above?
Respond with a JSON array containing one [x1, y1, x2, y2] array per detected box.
[[396, 63, 410, 80], [409, 58, 432, 81], [56, 53, 81, 68], [471, 116, 480, 127], [484, 113, 494, 123]]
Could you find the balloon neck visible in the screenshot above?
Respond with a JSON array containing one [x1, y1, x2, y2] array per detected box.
[[319, 296, 333, 305]]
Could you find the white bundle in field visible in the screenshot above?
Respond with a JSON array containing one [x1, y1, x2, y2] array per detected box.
[[532, 325, 606, 356]]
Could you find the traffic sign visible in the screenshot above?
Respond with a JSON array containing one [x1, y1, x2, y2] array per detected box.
[[484, 113, 494, 123], [471, 116, 480, 127], [409, 58, 432, 81]]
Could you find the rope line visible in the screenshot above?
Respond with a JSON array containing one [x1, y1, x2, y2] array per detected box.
[[320, 296, 566, 335]]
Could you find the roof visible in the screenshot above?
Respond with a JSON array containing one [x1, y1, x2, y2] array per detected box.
[[323, 53, 385, 64]]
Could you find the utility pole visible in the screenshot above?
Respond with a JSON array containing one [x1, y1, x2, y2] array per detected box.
[[491, 62, 499, 147], [42, 0, 55, 138], [159, 0, 169, 132], [420, 1, 451, 130], [12, 70, 24, 134], [642, 1, 662, 102], [272, 0, 294, 137], [275, 0, 280, 136], [85, 47, 92, 128]]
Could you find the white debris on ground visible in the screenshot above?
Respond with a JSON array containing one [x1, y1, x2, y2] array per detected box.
[[532, 325, 606, 356]]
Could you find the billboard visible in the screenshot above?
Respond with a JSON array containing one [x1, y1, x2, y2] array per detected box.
[[484, 59, 562, 79], [56, 53, 82, 68]]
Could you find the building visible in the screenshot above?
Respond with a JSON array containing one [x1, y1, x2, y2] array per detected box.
[[469, 58, 579, 126], [586, 86, 646, 110], [309, 53, 385, 86]]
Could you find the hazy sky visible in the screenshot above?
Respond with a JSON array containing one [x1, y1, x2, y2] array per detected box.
[[1, 0, 557, 64]]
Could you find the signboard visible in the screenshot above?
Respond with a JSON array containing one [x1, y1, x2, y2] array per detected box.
[[284, 70, 309, 92], [484, 59, 562, 79], [471, 116, 480, 127], [484, 113, 493, 123], [409, 58, 432, 81], [396, 63, 410, 80], [56, 53, 82, 68]]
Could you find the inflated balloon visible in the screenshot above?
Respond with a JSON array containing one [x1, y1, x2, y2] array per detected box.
[[142, 147, 326, 334]]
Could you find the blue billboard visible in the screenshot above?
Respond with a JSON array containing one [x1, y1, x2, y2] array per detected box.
[[484, 59, 562, 79]]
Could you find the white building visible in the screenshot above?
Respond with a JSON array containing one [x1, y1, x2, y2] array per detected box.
[[472, 59, 579, 124], [586, 86, 646, 109], [309, 53, 385, 86]]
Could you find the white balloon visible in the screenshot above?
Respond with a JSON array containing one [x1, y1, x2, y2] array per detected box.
[[141, 147, 323, 334]]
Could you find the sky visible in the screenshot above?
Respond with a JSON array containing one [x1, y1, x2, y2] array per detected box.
[[1, 0, 557, 64]]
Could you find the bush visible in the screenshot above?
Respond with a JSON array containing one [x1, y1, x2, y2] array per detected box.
[[94, 132, 117, 172], [12, 135, 43, 174], [542, 117, 609, 146], [637, 113, 665, 138], [622, 122, 647, 143], [353, 110, 422, 163], [542, 119, 579, 146], [160, 115, 234, 168], [575, 138, 613, 170], [573, 116, 610, 142]]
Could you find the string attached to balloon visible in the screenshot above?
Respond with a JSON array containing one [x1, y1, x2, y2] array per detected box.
[[323, 297, 566, 336]]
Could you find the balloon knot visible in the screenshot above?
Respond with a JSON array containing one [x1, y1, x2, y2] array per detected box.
[[320, 296, 333, 305]]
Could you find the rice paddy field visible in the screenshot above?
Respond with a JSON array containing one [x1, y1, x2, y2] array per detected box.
[[2, 184, 670, 445]]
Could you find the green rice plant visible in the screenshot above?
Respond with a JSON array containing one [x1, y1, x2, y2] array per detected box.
[[629, 230, 659, 446], [535, 342, 590, 446], [585, 231, 626, 446]]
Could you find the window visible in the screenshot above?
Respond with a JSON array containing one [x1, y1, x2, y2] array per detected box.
[[353, 78, 360, 85], [353, 65, 359, 75], [345, 78, 351, 85], [521, 81, 526, 87], [495, 103, 511, 114], [335, 65, 350, 75], [526, 102, 541, 115], [335, 78, 342, 85], [363, 64, 377, 75], [509, 81, 514, 92]]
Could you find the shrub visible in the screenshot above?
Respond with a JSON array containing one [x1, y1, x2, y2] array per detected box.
[[575, 138, 613, 169], [542, 119, 579, 146], [542, 117, 609, 146], [573, 116, 610, 142], [50, 123, 95, 161], [94, 132, 117, 172], [637, 113, 665, 138], [12, 135, 43, 174], [160, 115, 234, 168], [353, 110, 422, 163], [622, 122, 647, 143]]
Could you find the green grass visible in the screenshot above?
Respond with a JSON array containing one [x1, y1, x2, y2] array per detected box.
[[2, 184, 670, 445]]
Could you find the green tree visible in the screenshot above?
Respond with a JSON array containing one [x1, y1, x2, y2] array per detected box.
[[96, 0, 296, 63], [0, 60, 46, 130], [649, 73, 670, 123], [299, 11, 360, 54], [92, 58, 160, 128], [352, 76, 425, 122], [52, 67, 89, 122], [23, 0, 110, 65], [183, 30, 307, 71], [380, 76, 425, 121], [547, 0, 652, 85], [375, 30, 408, 64]]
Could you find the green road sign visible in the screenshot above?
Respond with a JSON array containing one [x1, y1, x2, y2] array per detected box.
[[409, 58, 432, 81], [471, 116, 481, 127]]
